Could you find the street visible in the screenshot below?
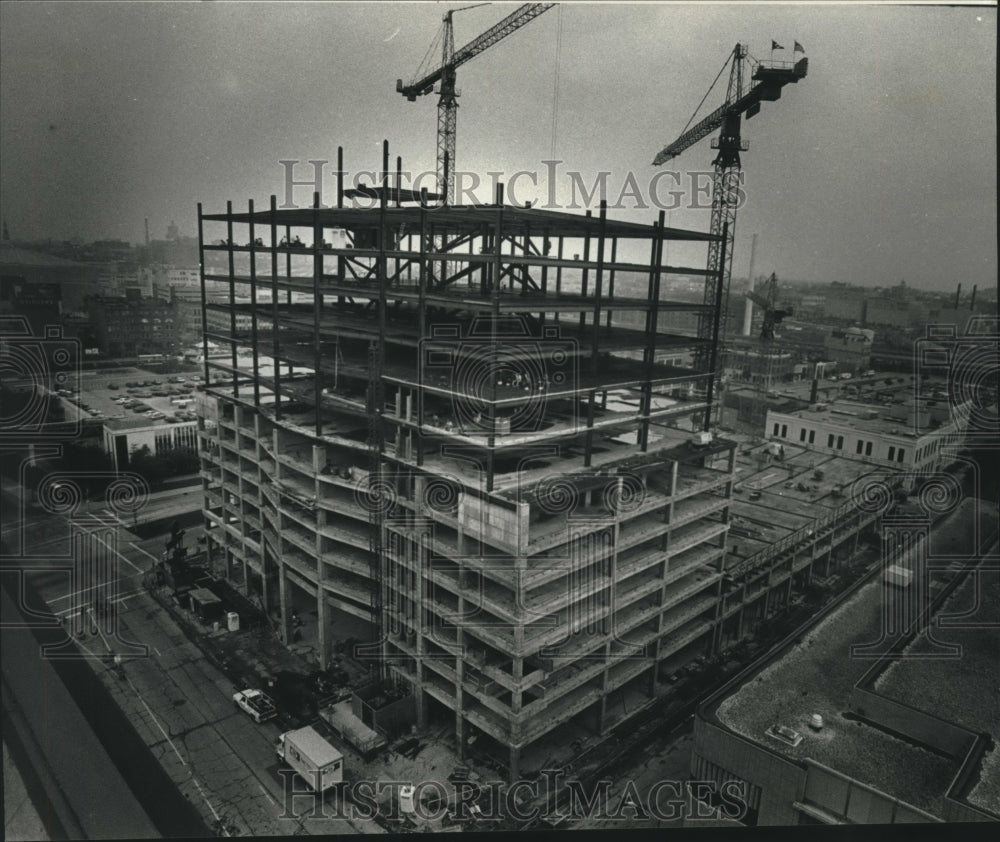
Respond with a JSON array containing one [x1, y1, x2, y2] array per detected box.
[[1, 478, 379, 836]]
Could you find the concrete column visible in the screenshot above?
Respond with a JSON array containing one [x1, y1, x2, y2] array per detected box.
[[317, 592, 329, 669], [278, 561, 290, 643], [508, 745, 520, 783], [597, 640, 611, 735]]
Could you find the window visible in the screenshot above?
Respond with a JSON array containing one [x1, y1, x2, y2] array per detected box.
[[837, 435, 844, 450], [809, 430, 815, 444], [897, 448, 905, 463], [856, 440, 864, 455], [827, 434, 835, 448], [865, 441, 872, 456], [781, 424, 788, 438], [773, 423, 780, 436], [800, 429, 807, 442], [888, 446, 896, 461]]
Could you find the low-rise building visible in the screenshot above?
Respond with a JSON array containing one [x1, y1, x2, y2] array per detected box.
[[764, 397, 970, 483], [103, 415, 197, 470], [691, 496, 999, 825], [87, 291, 181, 357], [822, 327, 873, 374]]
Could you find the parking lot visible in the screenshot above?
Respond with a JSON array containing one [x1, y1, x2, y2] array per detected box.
[[55, 366, 204, 426]]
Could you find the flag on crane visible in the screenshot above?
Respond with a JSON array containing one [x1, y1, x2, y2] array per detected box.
[[772, 40, 784, 50], [794, 41, 805, 53]]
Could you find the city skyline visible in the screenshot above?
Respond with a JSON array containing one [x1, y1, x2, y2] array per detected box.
[[1, 2, 996, 292]]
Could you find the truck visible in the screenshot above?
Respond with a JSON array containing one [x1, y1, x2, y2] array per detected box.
[[276, 726, 343, 792], [233, 689, 277, 723]]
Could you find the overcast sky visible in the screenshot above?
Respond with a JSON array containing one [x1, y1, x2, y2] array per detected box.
[[1, 1, 995, 290]]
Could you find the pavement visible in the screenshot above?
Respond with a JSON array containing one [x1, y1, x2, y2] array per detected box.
[[3, 738, 49, 842]]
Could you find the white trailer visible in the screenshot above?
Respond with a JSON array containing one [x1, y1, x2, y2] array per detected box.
[[276, 726, 343, 792]]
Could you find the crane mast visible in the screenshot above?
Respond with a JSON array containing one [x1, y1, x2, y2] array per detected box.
[[398, 3, 554, 205]]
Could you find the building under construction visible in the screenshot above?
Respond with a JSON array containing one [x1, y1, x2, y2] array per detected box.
[[195, 143, 742, 777]]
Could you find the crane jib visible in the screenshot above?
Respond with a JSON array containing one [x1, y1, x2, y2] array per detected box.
[[652, 56, 807, 166], [398, 3, 554, 98]]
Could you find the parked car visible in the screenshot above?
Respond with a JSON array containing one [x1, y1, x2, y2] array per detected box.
[[233, 689, 277, 723]]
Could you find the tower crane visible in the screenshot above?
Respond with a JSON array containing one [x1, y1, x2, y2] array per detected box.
[[652, 43, 807, 410], [741, 272, 792, 428], [397, 3, 554, 205], [747, 273, 792, 345]]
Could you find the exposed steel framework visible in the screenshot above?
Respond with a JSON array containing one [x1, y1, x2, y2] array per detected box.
[[196, 141, 741, 778]]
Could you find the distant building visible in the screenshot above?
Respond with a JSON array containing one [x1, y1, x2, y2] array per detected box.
[[86, 293, 180, 357], [822, 327, 873, 373], [103, 416, 197, 470], [153, 265, 202, 296], [0, 242, 98, 327], [864, 296, 929, 330], [94, 262, 149, 297], [797, 294, 826, 314], [823, 292, 865, 323], [765, 397, 970, 485], [724, 342, 799, 385], [169, 288, 272, 341]]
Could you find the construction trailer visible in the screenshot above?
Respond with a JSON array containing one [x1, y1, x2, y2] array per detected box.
[[197, 143, 738, 780]]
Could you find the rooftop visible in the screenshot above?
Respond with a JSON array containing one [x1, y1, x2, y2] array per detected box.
[[876, 571, 1000, 816], [103, 415, 195, 432], [727, 437, 883, 559], [772, 402, 937, 440], [710, 498, 999, 817]]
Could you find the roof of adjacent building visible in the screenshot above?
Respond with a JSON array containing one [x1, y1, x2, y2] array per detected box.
[[771, 403, 933, 439], [103, 416, 194, 432], [705, 498, 999, 818]]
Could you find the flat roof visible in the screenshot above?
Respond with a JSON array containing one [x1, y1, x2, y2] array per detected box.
[[288, 726, 342, 765], [876, 571, 1000, 816], [728, 438, 883, 558], [771, 403, 926, 438], [710, 498, 997, 816]]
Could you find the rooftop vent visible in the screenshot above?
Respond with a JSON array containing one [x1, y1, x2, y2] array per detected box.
[[809, 714, 824, 731], [766, 724, 803, 747]]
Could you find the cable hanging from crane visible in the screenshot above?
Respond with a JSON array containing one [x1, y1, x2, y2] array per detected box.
[[549, 3, 563, 161], [679, 51, 732, 137]]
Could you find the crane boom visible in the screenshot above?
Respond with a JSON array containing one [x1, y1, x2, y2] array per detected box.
[[653, 56, 807, 165], [397, 3, 553, 204], [398, 3, 554, 100]]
